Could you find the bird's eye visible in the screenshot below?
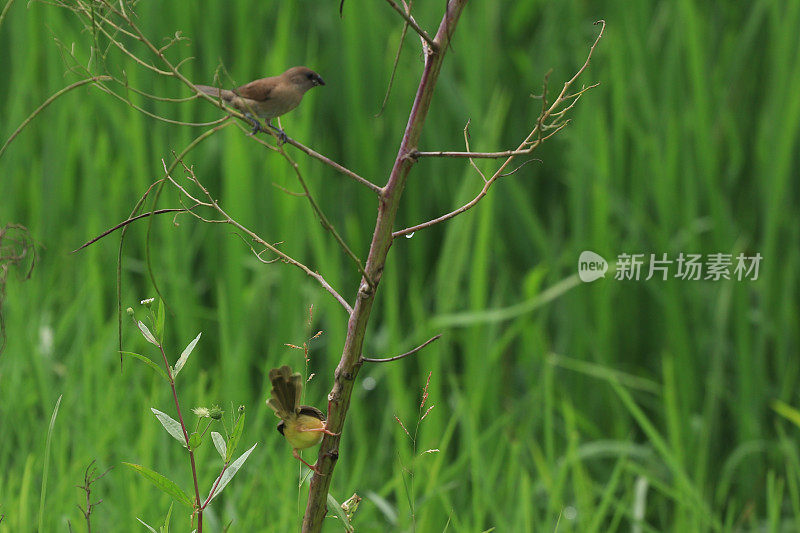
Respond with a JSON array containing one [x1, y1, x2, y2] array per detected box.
[[307, 73, 314, 79]]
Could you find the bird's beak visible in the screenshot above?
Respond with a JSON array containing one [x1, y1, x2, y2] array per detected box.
[[314, 76, 325, 87]]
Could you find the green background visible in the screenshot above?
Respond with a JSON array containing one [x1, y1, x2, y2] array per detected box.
[[1, 0, 799, 531]]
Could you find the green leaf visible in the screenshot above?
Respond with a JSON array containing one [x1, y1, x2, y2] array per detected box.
[[772, 400, 800, 429], [226, 410, 245, 462], [38, 395, 62, 533], [155, 298, 166, 341], [211, 431, 226, 461], [151, 408, 186, 446], [188, 432, 202, 450], [120, 351, 169, 382], [137, 321, 159, 346], [136, 517, 158, 533], [162, 502, 173, 533], [123, 463, 193, 508], [206, 443, 257, 504], [327, 492, 354, 532], [174, 332, 201, 378]]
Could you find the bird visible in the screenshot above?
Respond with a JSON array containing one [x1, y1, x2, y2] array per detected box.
[[266, 365, 336, 474], [195, 66, 325, 142]]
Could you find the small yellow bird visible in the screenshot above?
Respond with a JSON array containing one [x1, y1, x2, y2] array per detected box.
[[266, 365, 336, 474]]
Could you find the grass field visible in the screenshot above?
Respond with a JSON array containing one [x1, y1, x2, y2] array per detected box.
[[1, 0, 799, 531]]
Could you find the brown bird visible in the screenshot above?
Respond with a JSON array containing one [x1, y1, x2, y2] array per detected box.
[[266, 365, 336, 474], [195, 66, 325, 141]]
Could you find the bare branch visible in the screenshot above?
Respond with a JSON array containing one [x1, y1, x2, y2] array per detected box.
[[362, 334, 441, 363], [384, 0, 437, 52], [114, 81, 199, 102], [285, 137, 382, 194], [393, 122, 568, 238], [412, 146, 539, 159], [394, 21, 605, 238], [274, 145, 375, 288], [239, 123, 382, 194], [169, 158, 354, 316]]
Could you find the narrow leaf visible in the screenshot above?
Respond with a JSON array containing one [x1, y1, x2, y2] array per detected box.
[[327, 493, 354, 532], [207, 443, 257, 503], [211, 432, 227, 461], [174, 332, 201, 377], [121, 351, 169, 382], [226, 411, 245, 462], [138, 321, 159, 345], [38, 395, 62, 533], [772, 400, 800, 429], [163, 502, 173, 533], [136, 517, 158, 533], [151, 408, 186, 446], [123, 463, 193, 507]]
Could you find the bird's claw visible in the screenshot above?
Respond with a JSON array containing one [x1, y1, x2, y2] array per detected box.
[[266, 121, 289, 144], [245, 113, 264, 136]]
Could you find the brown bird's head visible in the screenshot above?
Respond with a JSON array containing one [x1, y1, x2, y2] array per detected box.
[[283, 66, 325, 93]]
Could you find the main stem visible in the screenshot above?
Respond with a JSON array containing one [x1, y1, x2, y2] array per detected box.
[[301, 1, 468, 530]]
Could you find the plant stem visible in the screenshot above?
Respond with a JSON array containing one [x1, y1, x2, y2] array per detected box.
[[300, 2, 468, 531], [157, 343, 203, 531]]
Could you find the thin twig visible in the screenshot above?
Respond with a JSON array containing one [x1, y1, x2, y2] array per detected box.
[[362, 334, 441, 363], [0, 76, 111, 159], [463, 119, 488, 182], [285, 137, 382, 194], [384, 0, 437, 52], [172, 159, 354, 315], [499, 158, 540, 177], [75, 460, 112, 533], [238, 122, 382, 194], [73, 208, 187, 252], [394, 21, 605, 238], [376, 0, 412, 117], [116, 122, 232, 371], [275, 145, 375, 289], [393, 122, 569, 237]]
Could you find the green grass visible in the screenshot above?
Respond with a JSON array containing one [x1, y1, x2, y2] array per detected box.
[[1, 0, 799, 531]]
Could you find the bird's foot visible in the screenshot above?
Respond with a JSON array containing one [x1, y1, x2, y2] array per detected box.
[[245, 113, 264, 136], [293, 449, 326, 475], [298, 425, 339, 437], [322, 426, 339, 437], [267, 121, 289, 144]]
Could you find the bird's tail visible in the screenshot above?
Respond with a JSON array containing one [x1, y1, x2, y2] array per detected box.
[[267, 366, 302, 419], [195, 84, 235, 102]]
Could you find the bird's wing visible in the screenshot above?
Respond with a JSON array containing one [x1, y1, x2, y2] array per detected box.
[[234, 78, 275, 101], [298, 405, 325, 421]]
